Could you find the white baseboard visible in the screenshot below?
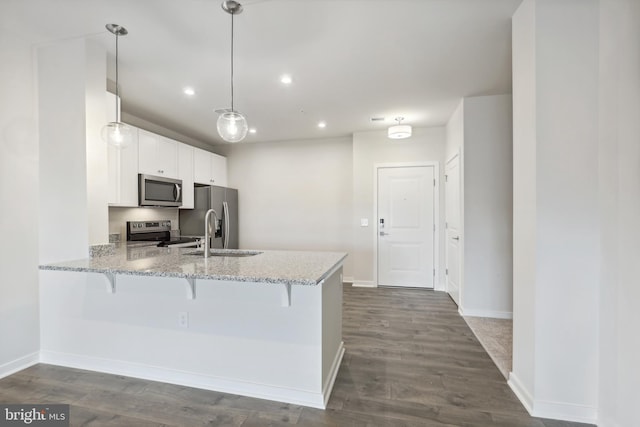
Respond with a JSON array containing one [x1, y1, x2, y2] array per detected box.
[[342, 276, 354, 284], [434, 281, 446, 292], [0, 351, 40, 379], [532, 399, 597, 425], [508, 372, 597, 424], [460, 308, 513, 319], [322, 342, 345, 408], [40, 349, 335, 409], [351, 281, 375, 288], [598, 414, 622, 427], [508, 372, 534, 414]]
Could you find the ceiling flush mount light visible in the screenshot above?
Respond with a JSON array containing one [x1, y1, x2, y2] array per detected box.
[[216, 1, 248, 143], [183, 87, 195, 96], [280, 74, 293, 85], [388, 117, 412, 139], [102, 24, 133, 148], [318, 121, 327, 129]]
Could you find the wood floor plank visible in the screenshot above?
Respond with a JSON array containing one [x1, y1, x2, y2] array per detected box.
[[0, 285, 594, 427]]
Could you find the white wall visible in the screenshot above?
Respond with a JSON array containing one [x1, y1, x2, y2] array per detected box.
[[510, 0, 600, 423], [0, 32, 40, 376], [445, 101, 463, 161], [38, 38, 95, 263], [462, 95, 513, 318], [597, 1, 640, 426], [511, 0, 537, 406], [352, 127, 446, 287], [219, 137, 353, 278], [85, 40, 109, 245], [444, 96, 513, 318]]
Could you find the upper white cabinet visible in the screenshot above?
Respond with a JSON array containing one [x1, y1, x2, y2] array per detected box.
[[138, 129, 178, 179], [178, 143, 194, 210], [194, 147, 228, 187]]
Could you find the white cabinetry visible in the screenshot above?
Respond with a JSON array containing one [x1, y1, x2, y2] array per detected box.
[[107, 92, 139, 207], [194, 147, 227, 186], [178, 143, 194, 209], [138, 129, 178, 179]]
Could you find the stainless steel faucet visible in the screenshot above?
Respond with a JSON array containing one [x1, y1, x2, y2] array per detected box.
[[204, 209, 219, 258]]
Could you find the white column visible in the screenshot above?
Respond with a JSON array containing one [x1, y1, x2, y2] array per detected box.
[[38, 37, 108, 263], [511, 0, 599, 423]]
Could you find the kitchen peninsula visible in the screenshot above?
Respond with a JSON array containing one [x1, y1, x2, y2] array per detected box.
[[39, 247, 347, 408]]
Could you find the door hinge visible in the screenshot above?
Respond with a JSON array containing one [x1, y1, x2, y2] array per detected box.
[[445, 222, 448, 229], [433, 179, 436, 187], [446, 268, 449, 275], [445, 175, 448, 182]]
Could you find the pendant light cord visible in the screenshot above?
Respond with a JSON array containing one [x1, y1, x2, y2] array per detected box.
[[115, 32, 120, 122], [230, 12, 235, 112]]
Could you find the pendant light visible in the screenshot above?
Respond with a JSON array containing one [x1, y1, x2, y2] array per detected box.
[[216, 1, 249, 143], [102, 24, 133, 148], [388, 117, 412, 139]]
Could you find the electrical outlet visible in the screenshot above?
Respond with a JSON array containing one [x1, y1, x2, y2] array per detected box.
[[178, 312, 189, 328]]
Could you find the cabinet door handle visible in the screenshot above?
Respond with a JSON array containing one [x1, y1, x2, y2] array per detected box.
[[452, 236, 460, 241]]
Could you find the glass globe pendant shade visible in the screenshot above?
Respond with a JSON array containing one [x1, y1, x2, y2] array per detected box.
[[101, 121, 134, 148], [216, 111, 248, 143]]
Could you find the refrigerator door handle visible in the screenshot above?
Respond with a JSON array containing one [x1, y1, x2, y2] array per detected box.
[[223, 201, 230, 249]]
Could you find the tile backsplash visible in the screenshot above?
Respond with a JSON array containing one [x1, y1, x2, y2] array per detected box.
[[109, 207, 180, 242]]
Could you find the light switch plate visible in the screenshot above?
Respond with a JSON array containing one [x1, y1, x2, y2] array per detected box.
[[360, 218, 369, 227]]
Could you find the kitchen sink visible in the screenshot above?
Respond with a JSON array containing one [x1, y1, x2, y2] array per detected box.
[[185, 250, 262, 257]]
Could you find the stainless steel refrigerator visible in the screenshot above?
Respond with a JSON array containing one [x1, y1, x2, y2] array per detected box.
[[179, 185, 239, 249]]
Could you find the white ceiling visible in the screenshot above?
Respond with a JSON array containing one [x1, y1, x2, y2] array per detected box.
[[2, 0, 522, 146]]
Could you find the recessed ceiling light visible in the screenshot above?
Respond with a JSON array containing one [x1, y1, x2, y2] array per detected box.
[[183, 87, 195, 96], [280, 75, 293, 85], [318, 121, 327, 128], [249, 128, 257, 134]]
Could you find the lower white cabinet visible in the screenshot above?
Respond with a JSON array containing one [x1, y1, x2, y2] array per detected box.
[[107, 126, 139, 207], [194, 147, 228, 186], [178, 143, 194, 209]]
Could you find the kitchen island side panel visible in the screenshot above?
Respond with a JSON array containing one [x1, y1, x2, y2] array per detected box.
[[38, 270, 340, 407], [321, 266, 344, 397]]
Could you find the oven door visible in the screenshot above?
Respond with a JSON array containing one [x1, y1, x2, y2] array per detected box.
[[139, 174, 183, 207]]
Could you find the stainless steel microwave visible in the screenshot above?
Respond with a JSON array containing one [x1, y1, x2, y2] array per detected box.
[[138, 174, 183, 207]]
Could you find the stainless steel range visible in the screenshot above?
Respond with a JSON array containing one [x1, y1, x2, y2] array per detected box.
[[126, 220, 201, 248]]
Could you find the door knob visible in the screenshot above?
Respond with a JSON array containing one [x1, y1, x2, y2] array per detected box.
[[452, 236, 460, 241], [380, 231, 390, 236]]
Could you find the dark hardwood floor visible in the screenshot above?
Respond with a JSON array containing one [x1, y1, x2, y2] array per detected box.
[[0, 285, 593, 426]]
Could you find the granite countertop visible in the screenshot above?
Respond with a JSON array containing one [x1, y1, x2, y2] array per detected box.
[[39, 245, 347, 286]]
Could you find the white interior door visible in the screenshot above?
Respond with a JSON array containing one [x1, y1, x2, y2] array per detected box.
[[377, 166, 435, 288], [445, 154, 461, 306]]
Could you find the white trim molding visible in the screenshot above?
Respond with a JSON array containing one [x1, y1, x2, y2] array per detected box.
[[508, 372, 534, 414], [41, 347, 344, 410], [460, 308, 513, 319], [508, 372, 598, 424], [0, 352, 40, 380], [351, 281, 376, 288], [342, 276, 354, 284]]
